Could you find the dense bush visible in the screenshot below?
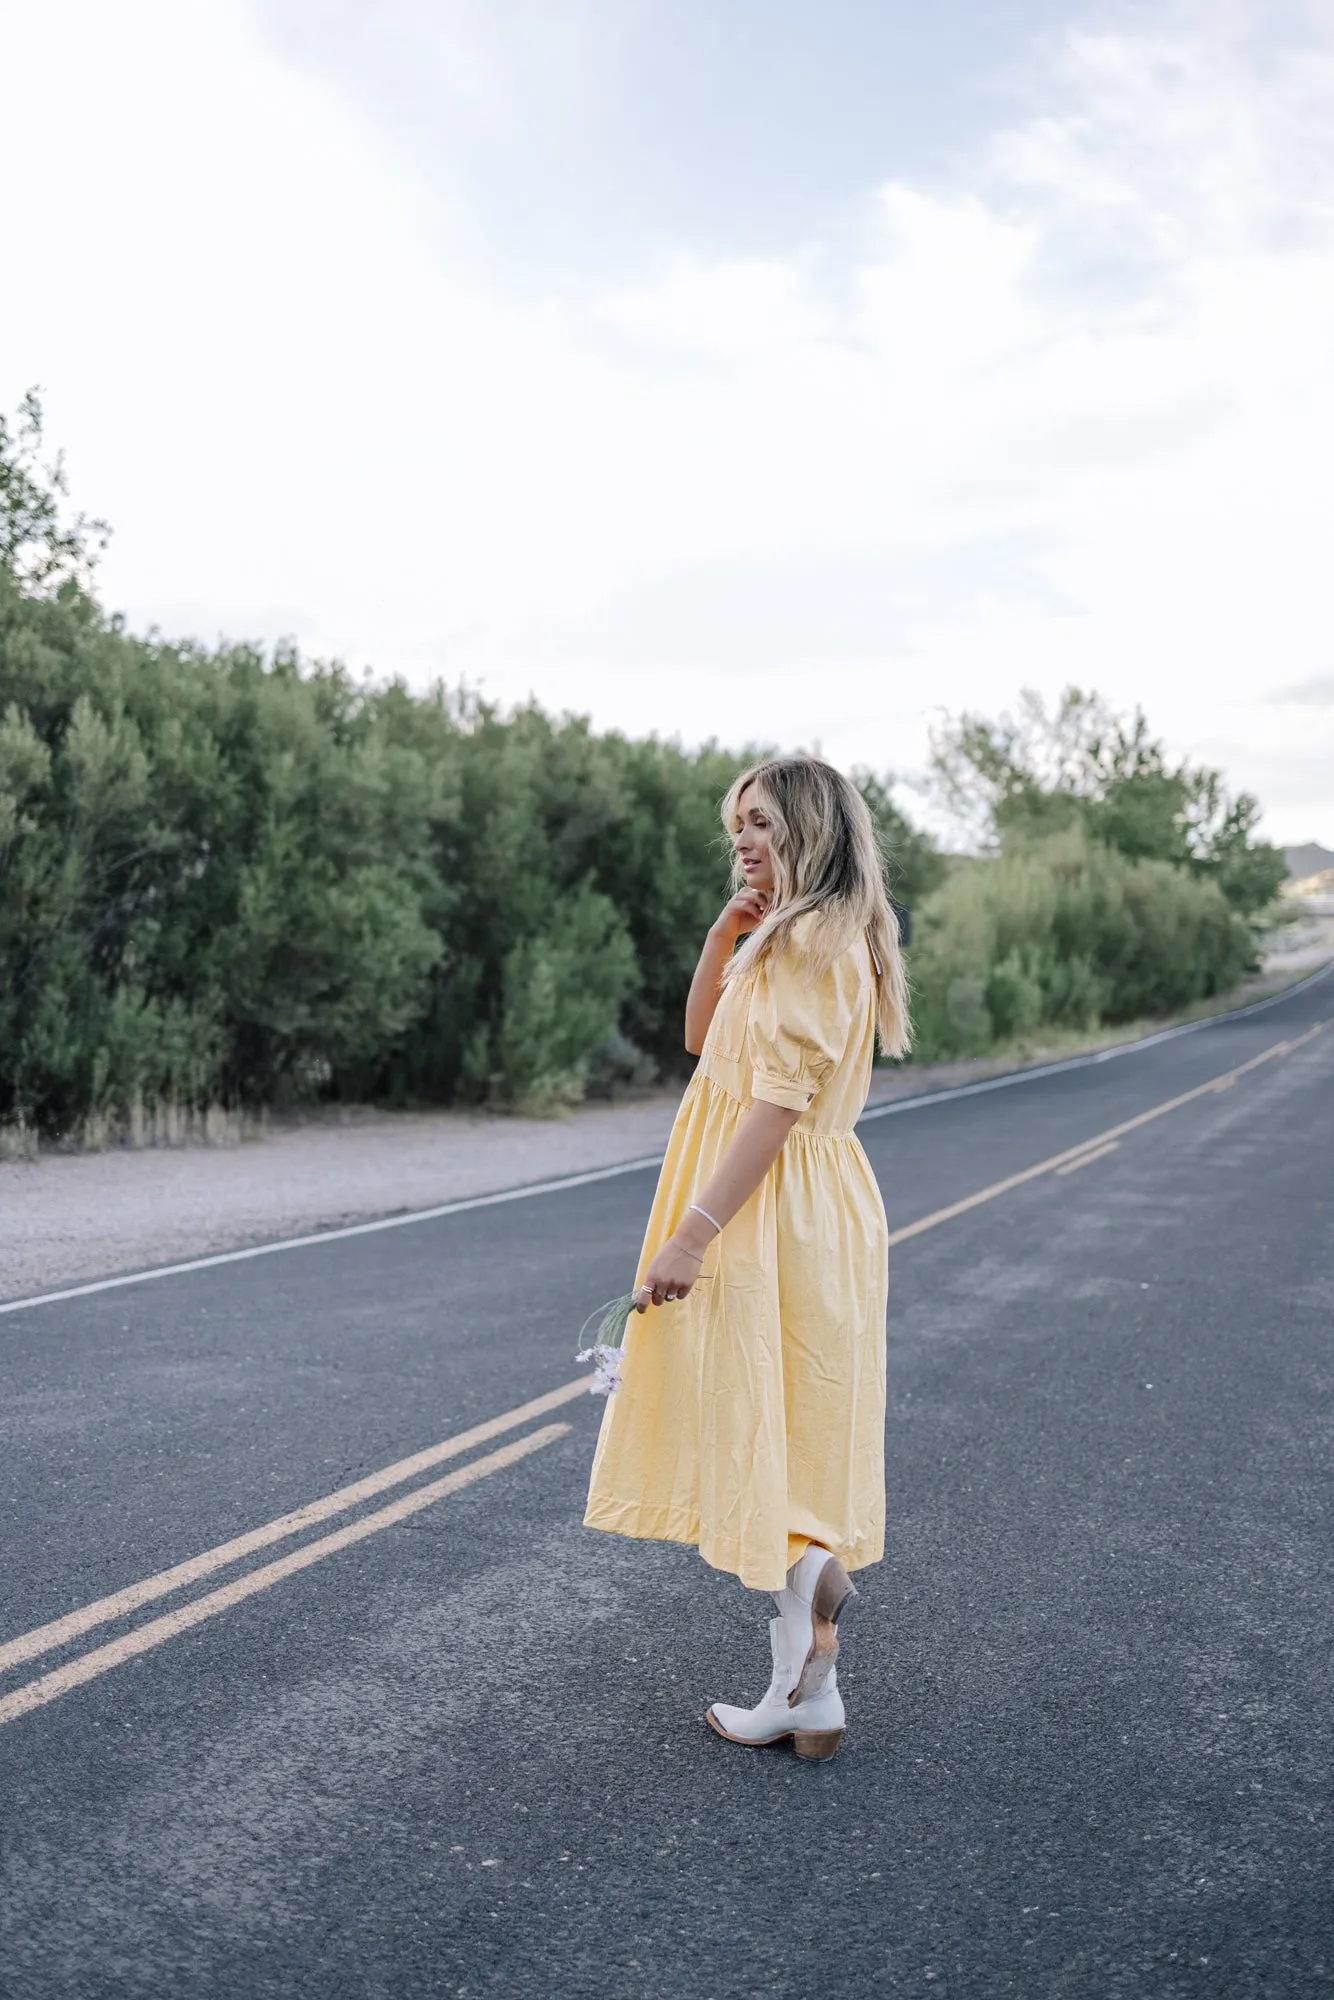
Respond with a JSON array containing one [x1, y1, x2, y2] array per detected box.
[[0, 592, 444, 1132], [0, 396, 1281, 1139], [930, 685, 1286, 917], [0, 563, 938, 1135], [909, 825, 1256, 1059]]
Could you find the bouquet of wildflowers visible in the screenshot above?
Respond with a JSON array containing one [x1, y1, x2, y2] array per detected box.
[[576, 1292, 641, 1396]]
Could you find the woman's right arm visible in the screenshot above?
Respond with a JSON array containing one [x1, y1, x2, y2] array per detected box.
[[683, 890, 768, 1054]]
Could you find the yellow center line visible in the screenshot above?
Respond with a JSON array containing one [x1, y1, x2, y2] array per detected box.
[[0, 1377, 590, 1677], [1055, 1141, 1120, 1177], [885, 1018, 1328, 1248], [0, 1424, 571, 1728]]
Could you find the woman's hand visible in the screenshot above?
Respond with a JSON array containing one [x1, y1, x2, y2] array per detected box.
[[634, 1216, 713, 1310], [711, 887, 769, 946], [684, 889, 769, 1055]]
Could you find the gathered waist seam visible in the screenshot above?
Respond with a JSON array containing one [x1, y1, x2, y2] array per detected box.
[[781, 1124, 863, 1142]]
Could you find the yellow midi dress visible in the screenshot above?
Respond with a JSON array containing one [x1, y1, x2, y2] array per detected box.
[[583, 921, 889, 1594]]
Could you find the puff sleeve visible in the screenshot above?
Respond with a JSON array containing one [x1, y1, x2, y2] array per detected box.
[[747, 933, 857, 1113]]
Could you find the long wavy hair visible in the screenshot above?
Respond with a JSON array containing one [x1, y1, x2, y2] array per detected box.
[[720, 755, 911, 1059]]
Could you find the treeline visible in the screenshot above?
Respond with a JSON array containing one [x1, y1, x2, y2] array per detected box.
[[0, 397, 1286, 1141], [910, 687, 1286, 1057]]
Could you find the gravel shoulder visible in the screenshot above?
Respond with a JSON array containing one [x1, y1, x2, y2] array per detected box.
[[3, 940, 1329, 1306]]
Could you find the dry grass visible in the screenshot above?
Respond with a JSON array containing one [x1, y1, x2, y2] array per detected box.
[[43, 1101, 266, 1156]]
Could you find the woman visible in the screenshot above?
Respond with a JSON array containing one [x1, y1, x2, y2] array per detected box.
[[584, 754, 910, 1761]]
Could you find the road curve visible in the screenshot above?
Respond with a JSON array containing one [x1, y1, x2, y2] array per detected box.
[[2, 968, 1332, 1997]]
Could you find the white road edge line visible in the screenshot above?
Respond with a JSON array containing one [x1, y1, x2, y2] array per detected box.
[[3, 959, 1330, 1319], [0, 1157, 665, 1316]]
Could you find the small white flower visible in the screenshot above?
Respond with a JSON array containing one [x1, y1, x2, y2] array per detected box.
[[579, 1340, 627, 1396], [575, 1293, 639, 1396]]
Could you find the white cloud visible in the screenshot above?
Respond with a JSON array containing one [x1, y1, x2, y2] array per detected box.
[[2, 0, 1332, 840], [1270, 675, 1334, 704]]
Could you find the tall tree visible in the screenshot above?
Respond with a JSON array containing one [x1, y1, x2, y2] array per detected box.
[[929, 686, 1285, 914], [0, 389, 108, 591]]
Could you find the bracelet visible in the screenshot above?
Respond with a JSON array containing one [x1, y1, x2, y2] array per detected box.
[[688, 1202, 723, 1236], [670, 1237, 704, 1262]]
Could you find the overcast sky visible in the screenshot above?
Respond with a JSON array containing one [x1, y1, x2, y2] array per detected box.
[[4, 0, 1332, 843]]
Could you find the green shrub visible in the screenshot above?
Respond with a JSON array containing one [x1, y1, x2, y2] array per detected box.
[[909, 825, 1254, 1058], [0, 571, 445, 1132], [930, 684, 1286, 916], [491, 888, 639, 1113]]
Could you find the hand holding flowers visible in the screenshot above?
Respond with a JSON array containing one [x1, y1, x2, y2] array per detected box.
[[634, 1207, 716, 1309], [575, 1210, 718, 1397]]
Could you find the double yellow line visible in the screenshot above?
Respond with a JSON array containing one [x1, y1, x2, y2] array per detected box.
[[1, 1015, 1327, 1729], [0, 1387, 586, 1727]]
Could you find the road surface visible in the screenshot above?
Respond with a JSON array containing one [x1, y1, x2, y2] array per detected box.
[[2, 968, 1332, 1998]]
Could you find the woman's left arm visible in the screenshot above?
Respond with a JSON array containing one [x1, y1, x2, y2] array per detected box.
[[635, 1100, 800, 1308]]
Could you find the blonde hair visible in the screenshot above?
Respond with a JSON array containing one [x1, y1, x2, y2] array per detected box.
[[720, 755, 911, 1059]]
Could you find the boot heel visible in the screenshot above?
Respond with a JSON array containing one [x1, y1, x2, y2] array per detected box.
[[811, 1557, 856, 1626], [789, 1556, 857, 1706], [793, 1727, 844, 1762]]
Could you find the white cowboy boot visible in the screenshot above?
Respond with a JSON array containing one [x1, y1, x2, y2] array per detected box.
[[706, 1618, 847, 1761], [775, 1544, 857, 1706]]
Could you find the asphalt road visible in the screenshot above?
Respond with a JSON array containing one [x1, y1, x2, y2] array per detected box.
[[2, 969, 1332, 1999]]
